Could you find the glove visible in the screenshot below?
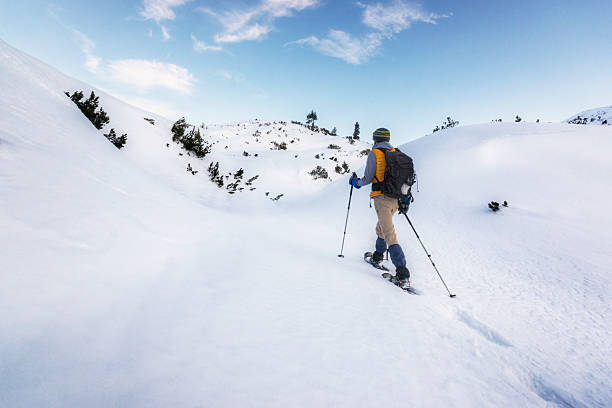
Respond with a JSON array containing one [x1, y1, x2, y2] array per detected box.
[[349, 172, 361, 189], [398, 195, 412, 214]]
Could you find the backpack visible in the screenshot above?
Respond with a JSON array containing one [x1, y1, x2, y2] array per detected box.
[[380, 148, 415, 199]]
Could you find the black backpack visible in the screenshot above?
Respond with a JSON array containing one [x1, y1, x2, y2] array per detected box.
[[380, 148, 415, 198]]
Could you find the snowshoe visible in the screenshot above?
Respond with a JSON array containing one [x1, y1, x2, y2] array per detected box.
[[364, 251, 389, 271]]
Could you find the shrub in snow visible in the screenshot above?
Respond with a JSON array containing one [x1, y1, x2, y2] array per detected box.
[[172, 118, 210, 158], [271, 141, 287, 150], [65, 90, 110, 130], [186, 163, 198, 175], [335, 162, 350, 174], [433, 116, 459, 133], [328, 144, 341, 150], [515, 115, 522, 123], [488, 201, 508, 211], [568, 116, 588, 125], [144, 117, 155, 125], [208, 162, 224, 187], [245, 175, 259, 186], [309, 166, 329, 180], [103, 128, 127, 149], [270, 194, 284, 201], [359, 149, 370, 157]]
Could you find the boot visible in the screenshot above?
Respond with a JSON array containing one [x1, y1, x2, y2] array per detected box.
[[371, 251, 384, 267], [395, 265, 410, 282]]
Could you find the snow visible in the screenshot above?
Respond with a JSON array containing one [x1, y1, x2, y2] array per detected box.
[[565, 106, 612, 125], [1, 38, 611, 407]]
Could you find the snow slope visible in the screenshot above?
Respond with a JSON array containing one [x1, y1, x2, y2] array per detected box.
[[1, 39, 611, 407], [565, 106, 612, 125]]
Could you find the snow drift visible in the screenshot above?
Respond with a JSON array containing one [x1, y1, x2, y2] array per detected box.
[[1, 39, 611, 407]]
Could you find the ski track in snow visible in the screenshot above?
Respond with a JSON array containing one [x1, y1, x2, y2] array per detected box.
[[1, 39, 611, 407]]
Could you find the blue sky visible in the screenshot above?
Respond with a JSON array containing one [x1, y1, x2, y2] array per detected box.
[[1, 0, 611, 143]]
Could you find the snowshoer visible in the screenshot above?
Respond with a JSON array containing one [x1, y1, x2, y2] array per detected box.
[[350, 128, 411, 282]]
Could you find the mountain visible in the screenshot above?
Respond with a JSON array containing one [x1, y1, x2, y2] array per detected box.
[[565, 106, 612, 125], [1, 38, 611, 407]]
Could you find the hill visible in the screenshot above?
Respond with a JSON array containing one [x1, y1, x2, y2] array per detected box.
[[565, 106, 612, 125]]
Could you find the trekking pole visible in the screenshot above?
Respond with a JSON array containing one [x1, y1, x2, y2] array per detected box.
[[338, 174, 356, 258], [402, 213, 456, 298]]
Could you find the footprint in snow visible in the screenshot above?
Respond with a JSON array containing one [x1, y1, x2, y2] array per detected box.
[[457, 310, 513, 347]]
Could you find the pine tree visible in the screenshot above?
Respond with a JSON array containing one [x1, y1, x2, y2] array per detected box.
[[353, 122, 360, 140], [65, 90, 109, 130], [171, 117, 189, 142], [331, 127, 337, 136], [306, 110, 318, 130]]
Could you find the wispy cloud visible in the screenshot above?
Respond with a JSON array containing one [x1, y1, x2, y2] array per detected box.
[[191, 34, 223, 52], [290, 31, 383, 64], [161, 25, 171, 40], [49, 8, 102, 73], [108, 59, 195, 94], [360, 1, 449, 35], [291, 0, 450, 64], [140, 0, 192, 23], [217, 70, 245, 83], [71, 29, 102, 73], [200, 0, 319, 44]]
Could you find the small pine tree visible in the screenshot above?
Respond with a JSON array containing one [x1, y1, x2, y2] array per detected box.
[[353, 122, 360, 140], [171, 118, 189, 142], [331, 127, 337, 136], [306, 110, 318, 130], [515, 115, 522, 123], [66, 90, 110, 130]]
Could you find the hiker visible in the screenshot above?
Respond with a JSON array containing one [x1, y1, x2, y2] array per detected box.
[[349, 128, 411, 282]]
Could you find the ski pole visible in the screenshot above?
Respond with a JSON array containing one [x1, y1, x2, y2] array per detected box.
[[338, 175, 356, 258], [402, 213, 456, 298]]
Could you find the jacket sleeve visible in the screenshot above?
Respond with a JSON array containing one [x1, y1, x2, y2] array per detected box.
[[357, 151, 376, 187]]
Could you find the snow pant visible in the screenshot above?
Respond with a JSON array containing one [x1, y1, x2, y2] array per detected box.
[[374, 195, 406, 268]]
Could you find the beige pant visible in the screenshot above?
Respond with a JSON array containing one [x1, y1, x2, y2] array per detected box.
[[374, 195, 399, 246]]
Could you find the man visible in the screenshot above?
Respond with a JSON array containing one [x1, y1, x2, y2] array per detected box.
[[349, 128, 410, 282]]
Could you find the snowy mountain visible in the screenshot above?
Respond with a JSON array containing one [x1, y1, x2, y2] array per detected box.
[[1, 38, 611, 408], [565, 106, 612, 125]]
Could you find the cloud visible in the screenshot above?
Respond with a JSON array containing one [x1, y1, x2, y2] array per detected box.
[[161, 25, 171, 40], [292, 0, 449, 64], [191, 34, 223, 52], [200, 0, 319, 44], [48, 9, 101, 73], [290, 30, 383, 64], [217, 70, 245, 83], [215, 23, 272, 43], [360, 0, 450, 36], [108, 59, 195, 94], [140, 0, 192, 23], [71, 29, 102, 73]]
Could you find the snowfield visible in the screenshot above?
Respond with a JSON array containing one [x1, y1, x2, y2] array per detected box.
[[1, 39, 611, 407]]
